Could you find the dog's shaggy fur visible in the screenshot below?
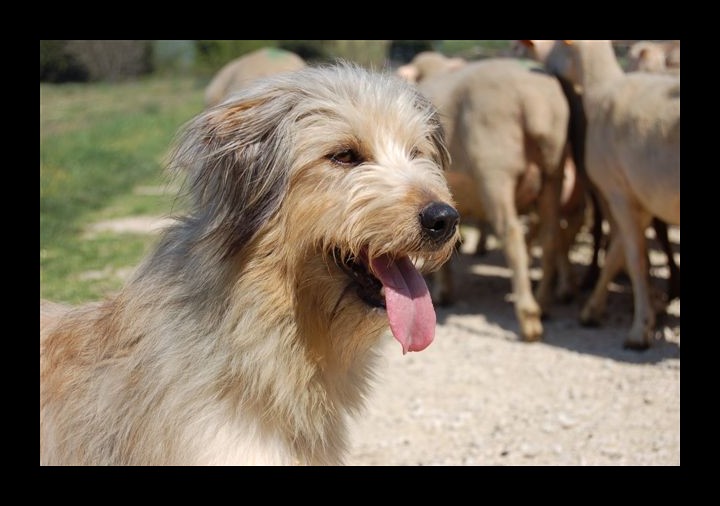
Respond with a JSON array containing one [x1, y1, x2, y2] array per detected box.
[[40, 63, 460, 465]]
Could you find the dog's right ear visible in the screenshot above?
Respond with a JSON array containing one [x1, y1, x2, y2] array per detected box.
[[167, 90, 297, 258]]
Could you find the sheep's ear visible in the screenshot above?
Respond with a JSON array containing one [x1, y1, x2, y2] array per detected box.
[[519, 40, 534, 48], [562, 40, 575, 46], [396, 64, 419, 83]]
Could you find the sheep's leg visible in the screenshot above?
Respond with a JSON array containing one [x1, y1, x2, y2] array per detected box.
[[580, 228, 625, 327], [555, 199, 584, 303], [580, 190, 606, 290], [652, 217, 680, 302], [609, 199, 655, 349], [534, 171, 563, 315], [485, 180, 543, 342], [431, 249, 456, 306], [475, 221, 491, 256]]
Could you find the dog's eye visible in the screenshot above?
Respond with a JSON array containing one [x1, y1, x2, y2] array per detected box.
[[330, 149, 363, 167], [410, 147, 420, 159]]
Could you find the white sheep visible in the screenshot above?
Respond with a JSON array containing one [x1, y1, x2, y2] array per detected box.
[[413, 58, 573, 341], [204, 47, 306, 108], [520, 40, 680, 303], [395, 50, 466, 84], [537, 40, 680, 349], [627, 40, 680, 74]]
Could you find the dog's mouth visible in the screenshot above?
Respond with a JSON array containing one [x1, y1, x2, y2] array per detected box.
[[334, 248, 436, 354], [336, 249, 386, 309]]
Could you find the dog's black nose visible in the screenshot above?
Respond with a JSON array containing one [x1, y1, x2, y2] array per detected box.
[[419, 202, 459, 243]]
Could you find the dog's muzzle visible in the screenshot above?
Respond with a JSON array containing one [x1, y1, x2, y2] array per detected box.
[[419, 202, 459, 244]]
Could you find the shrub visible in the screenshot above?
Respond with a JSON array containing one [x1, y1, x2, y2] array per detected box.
[[64, 40, 153, 81], [388, 40, 436, 64], [40, 40, 89, 83]]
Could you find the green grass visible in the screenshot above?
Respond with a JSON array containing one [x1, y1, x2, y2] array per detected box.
[[40, 76, 204, 304]]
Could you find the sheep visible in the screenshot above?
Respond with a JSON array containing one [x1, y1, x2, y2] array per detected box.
[[399, 52, 545, 259], [627, 40, 680, 75], [395, 50, 466, 84], [626, 41, 681, 301], [413, 58, 574, 341], [396, 52, 492, 255], [203, 47, 306, 108], [398, 53, 590, 301], [441, 152, 584, 294], [534, 40, 680, 349], [521, 40, 680, 303]]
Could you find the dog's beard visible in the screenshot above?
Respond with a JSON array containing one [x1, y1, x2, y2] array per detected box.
[[333, 248, 436, 354]]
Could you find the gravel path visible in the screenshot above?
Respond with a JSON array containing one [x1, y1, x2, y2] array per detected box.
[[346, 228, 680, 466]]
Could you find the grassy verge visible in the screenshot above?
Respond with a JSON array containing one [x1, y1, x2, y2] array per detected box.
[[40, 76, 204, 303]]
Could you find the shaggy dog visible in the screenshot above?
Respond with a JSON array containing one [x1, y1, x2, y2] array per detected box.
[[40, 63, 460, 465]]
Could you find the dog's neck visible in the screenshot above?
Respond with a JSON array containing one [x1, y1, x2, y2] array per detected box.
[[118, 221, 387, 464]]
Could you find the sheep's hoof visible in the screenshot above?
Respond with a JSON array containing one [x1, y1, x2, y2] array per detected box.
[[624, 324, 655, 351], [579, 316, 601, 328], [579, 306, 602, 327], [520, 316, 543, 342], [623, 338, 650, 351]]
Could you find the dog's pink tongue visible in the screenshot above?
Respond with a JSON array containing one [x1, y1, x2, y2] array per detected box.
[[370, 254, 436, 354]]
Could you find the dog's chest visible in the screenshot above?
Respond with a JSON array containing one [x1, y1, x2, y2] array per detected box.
[[187, 412, 300, 465]]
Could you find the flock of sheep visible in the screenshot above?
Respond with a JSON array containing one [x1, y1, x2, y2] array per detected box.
[[204, 41, 680, 351]]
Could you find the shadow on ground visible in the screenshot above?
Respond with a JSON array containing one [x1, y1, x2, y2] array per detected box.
[[431, 229, 680, 365]]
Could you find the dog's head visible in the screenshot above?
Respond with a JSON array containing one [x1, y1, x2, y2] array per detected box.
[[168, 62, 459, 355]]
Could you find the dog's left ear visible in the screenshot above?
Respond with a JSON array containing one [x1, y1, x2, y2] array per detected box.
[[167, 90, 299, 258]]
